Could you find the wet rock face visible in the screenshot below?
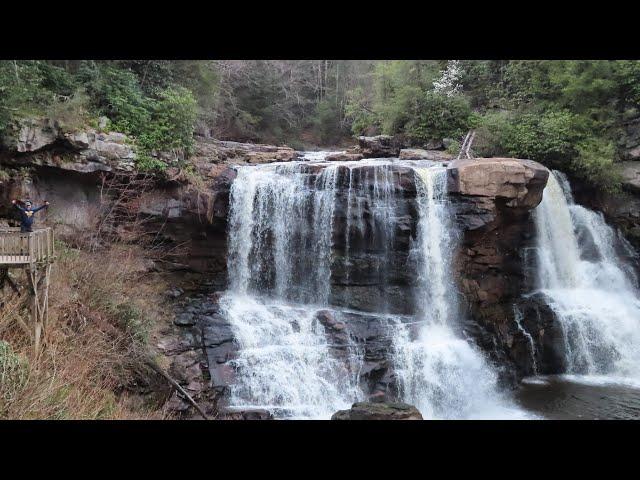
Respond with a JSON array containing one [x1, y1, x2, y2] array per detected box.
[[318, 309, 400, 401], [325, 152, 364, 162], [332, 402, 423, 420], [329, 163, 417, 312], [168, 157, 560, 416], [515, 293, 566, 375], [160, 292, 242, 418], [447, 158, 554, 383]]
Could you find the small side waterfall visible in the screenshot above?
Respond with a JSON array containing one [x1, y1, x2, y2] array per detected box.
[[513, 304, 538, 375], [534, 171, 640, 378]]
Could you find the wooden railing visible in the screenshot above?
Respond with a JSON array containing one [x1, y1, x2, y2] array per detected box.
[[0, 228, 55, 265]]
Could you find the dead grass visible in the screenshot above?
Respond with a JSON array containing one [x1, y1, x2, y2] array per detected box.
[[0, 241, 174, 419]]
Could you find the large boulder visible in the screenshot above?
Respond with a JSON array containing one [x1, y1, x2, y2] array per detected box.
[[447, 158, 549, 209], [444, 158, 552, 386], [618, 161, 640, 194], [332, 402, 423, 420], [357, 135, 402, 158], [325, 152, 364, 162], [399, 148, 453, 162], [8, 118, 60, 152]]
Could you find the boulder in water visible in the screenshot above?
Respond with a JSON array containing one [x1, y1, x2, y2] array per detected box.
[[331, 402, 423, 420], [325, 152, 364, 162]]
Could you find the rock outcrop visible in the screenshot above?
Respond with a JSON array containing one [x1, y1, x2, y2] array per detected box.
[[448, 158, 548, 210], [325, 152, 364, 162], [332, 402, 423, 420], [1, 118, 137, 172], [447, 158, 552, 381], [357, 135, 402, 158], [2, 123, 564, 416], [399, 148, 453, 162], [192, 137, 298, 164]]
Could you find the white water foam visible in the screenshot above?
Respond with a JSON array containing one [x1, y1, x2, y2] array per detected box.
[[534, 171, 640, 378], [391, 167, 531, 419]]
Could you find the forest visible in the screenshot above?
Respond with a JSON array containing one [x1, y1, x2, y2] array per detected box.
[[3, 60, 640, 189]]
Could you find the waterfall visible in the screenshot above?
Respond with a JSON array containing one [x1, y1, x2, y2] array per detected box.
[[227, 163, 339, 304], [391, 167, 527, 419], [223, 159, 531, 419], [220, 294, 361, 419], [534, 171, 640, 378], [224, 162, 361, 419]]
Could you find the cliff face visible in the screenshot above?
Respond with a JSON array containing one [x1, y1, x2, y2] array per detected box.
[[0, 120, 561, 415], [0, 120, 302, 284], [447, 158, 560, 381]]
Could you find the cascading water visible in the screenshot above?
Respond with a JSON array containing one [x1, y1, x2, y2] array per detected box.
[[224, 162, 362, 419], [228, 162, 339, 304], [223, 159, 530, 419], [391, 167, 529, 419], [534, 170, 640, 379]]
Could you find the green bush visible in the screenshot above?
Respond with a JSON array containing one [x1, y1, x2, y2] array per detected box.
[[78, 62, 151, 137], [45, 88, 91, 133], [473, 110, 513, 157], [345, 86, 377, 135], [405, 91, 472, 143], [572, 137, 620, 192], [138, 86, 197, 156], [501, 110, 582, 163], [113, 303, 149, 344], [79, 63, 197, 171]]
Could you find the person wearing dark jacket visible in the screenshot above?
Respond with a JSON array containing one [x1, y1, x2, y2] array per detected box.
[[12, 199, 50, 232]]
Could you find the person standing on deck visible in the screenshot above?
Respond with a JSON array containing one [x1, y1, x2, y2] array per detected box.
[[12, 199, 50, 233]]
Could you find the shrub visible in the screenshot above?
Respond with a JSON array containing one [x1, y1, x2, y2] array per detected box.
[[345, 86, 377, 136], [78, 62, 151, 136], [138, 86, 197, 156], [572, 137, 621, 192], [501, 110, 583, 163], [405, 91, 472, 143], [45, 88, 91, 133], [473, 110, 513, 157]]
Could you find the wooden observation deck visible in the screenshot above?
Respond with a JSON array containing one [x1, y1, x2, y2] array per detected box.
[[1, 227, 56, 353], [0, 227, 55, 265]]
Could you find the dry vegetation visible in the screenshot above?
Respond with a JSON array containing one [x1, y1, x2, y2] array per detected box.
[[0, 241, 174, 419]]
